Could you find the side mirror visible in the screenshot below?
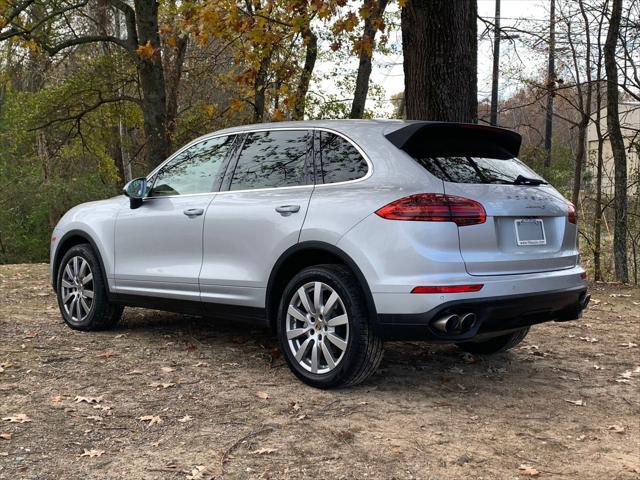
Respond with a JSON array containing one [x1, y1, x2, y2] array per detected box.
[[122, 177, 148, 209]]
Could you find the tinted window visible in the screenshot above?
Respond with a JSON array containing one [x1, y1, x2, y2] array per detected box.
[[230, 130, 312, 191], [319, 132, 368, 184], [151, 135, 234, 196], [416, 156, 544, 184]]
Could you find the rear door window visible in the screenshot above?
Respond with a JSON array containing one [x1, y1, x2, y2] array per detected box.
[[317, 131, 368, 184], [415, 156, 544, 184], [229, 130, 313, 191]]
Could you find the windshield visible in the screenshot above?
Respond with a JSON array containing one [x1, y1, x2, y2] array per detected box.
[[415, 156, 546, 185]]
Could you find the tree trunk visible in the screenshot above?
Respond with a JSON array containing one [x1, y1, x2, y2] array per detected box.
[[401, 0, 477, 122], [165, 35, 188, 146], [604, 0, 629, 283], [133, 0, 169, 168], [571, 116, 588, 207], [253, 49, 272, 123], [349, 0, 389, 119], [593, 111, 604, 281], [292, 27, 317, 121]]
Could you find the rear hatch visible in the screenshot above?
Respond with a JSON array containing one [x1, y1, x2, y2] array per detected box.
[[386, 122, 579, 276]]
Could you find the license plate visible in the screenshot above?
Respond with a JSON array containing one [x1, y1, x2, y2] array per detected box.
[[515, 219, 546, 246]]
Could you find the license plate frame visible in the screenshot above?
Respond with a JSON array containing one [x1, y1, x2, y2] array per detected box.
[[515, 218, 546, 246]]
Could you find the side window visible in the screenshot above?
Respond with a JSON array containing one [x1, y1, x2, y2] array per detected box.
[[150, 135, 235, 196], [229, 130, 312, 191], [318, 131, 368, 184]]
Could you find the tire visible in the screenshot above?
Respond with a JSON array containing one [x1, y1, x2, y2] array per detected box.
[[56, 243, 123, 331], [277, 264, 383, 389], [456, 327, 530, 355]]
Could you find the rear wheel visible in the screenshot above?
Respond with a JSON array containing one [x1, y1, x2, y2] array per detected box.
[[456, 327, 529, 355], [277, 265, 383, 389], [56, 243, 123, 331]]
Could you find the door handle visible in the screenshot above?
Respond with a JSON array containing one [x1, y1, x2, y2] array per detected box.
[[183, 208, 204, 217], [275, 205, 301, 216]]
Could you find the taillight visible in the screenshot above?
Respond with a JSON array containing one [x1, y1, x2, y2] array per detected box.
[[375, 193, 486, 226], [567, 202, 577, 224]]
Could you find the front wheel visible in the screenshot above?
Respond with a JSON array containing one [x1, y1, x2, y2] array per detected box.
[[277, 265, 383, 389], [56, 243, 123, 331], [456, 327, 530, 355]]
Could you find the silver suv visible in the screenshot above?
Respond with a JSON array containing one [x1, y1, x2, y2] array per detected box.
[[51, 120, 589, 388]]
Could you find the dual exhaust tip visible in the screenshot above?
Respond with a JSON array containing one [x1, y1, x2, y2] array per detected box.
[[432, 313, 477, 335]]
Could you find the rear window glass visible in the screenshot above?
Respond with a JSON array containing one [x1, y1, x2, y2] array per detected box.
[[415, 156, 544, 184]]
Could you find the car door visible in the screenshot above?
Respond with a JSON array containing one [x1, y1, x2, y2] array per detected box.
[[199, 129, 314, 310], [113, 135, 236, 301]]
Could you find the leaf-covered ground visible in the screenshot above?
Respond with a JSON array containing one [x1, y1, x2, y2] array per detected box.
[[1, 263, 639, 479]]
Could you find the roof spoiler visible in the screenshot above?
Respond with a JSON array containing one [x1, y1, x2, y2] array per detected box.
[[385, 122, 522, 160]]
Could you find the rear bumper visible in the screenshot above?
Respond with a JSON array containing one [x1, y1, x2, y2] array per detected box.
[[376, 286, 590, 341]]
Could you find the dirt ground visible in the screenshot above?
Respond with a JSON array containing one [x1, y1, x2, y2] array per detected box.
[[1, 263, 639, 480]]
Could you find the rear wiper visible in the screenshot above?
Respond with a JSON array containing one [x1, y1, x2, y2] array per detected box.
[[513, 175, 548, 186]]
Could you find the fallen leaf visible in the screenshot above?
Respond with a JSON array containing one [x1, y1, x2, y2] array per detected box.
[[0, 433, 11, 440], [519, 464, 540, 477], [149, 382, 175, 389], [623, 463, 640, 474], [96, 351, 114, 358], [178, 415, 193, 423], [579, 336, 598, 343], [186, 465, 215, 480], [139, 415, 162, 425], [250, 447, 277, 455], [255, 391, 269, 400], [126, 369, 144, 375], [86, 415, 103, 422], [607, 424, 625, 433], [564, 399, 585, 406], [74, 396, 103, 404], [51, 395, 64, 404], [2, 414, 31, 423], [160, 367, 175, 373], [461, 352, 477, 364], [80, 448, 104, 458], [24, 330, 38, 338]]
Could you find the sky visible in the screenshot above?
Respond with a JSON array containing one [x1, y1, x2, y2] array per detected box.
[[316, 0, 550, 116]]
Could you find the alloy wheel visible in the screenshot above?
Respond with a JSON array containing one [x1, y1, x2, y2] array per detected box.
[[285, 281, 349, 374], [61, 256, 94, 323]]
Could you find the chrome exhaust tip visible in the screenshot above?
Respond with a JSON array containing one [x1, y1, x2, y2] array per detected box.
[[459, 313, 477, 332], [432, 314, 461, 334]]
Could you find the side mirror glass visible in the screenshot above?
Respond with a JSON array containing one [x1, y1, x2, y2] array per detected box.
[[122, 177, 148, 209]]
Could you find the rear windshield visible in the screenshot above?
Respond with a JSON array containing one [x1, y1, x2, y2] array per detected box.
[[415, 156, 544, 184]]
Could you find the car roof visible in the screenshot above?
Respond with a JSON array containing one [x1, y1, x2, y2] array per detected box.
[[211, 119, 412, 137]]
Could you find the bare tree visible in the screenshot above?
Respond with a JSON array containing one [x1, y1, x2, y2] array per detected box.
[[604, 0, 629, 283]]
